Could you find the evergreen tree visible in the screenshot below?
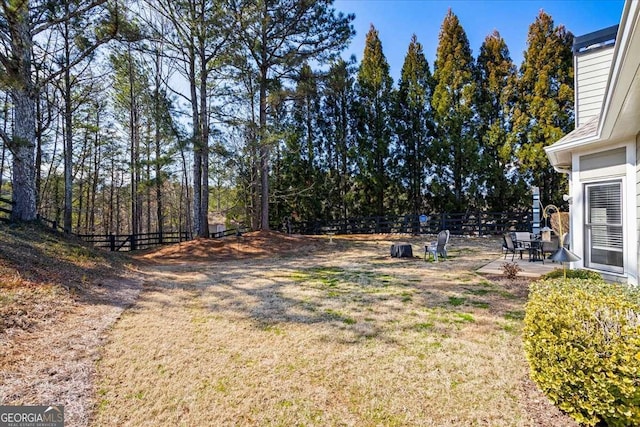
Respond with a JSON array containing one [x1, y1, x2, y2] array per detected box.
[[512, 11, 574, 205], [281, 63, 323, 220], [319, 58, 356, 220], [147, 0, 232, 237], [0, 0, 116, 222], [476, 30, 527, 211], [110, 49, 150, 235], [355, 24, 394, 217], [432, 9, 477, 212], [395, 34, 433, 217], [231, 0, 354, 230]]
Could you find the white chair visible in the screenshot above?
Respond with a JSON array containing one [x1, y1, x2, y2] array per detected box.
[[425, 230, 450, 261]]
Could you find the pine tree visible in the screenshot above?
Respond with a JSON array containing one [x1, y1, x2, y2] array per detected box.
[[432, 9, 477, 212], [395, 34, 433, 217], [355, 24, 394, 217], [512, 10, 574, 205], [232, 0, 354, 230], [110, 49, 150, 235], [147, 0, 232, 237], [320, 58, 356, 220], [276, 64, 323, 222], [476, 30, 527, 211], [0, 0, 116, 222]]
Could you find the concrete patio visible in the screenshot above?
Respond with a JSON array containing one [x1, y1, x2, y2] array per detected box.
[[477, 255, 563, 278]]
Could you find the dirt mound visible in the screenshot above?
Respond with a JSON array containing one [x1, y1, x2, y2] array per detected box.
[[135, 231, 322, 262]]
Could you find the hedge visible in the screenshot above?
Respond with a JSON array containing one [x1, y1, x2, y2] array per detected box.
[[524, 277, 640, 426], [540, 268, 603, 281]]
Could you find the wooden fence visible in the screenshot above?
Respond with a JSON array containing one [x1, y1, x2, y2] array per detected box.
[[75, 231, 193, 252], [74, 228, 243, 251], [1, 197, 532, 251], [0, 196, 14, 222], [282, 211, 532, 236]]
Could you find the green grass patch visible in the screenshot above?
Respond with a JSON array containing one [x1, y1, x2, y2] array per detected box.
[[504, 310, 525, 321], [448, 296, 466, 306], [470, 301, 490, 309], [453, 313, 475, 323], [463, 287, 490, 296], [261, 323, 286, 335], [325, 309, 356, 324], [400, 291, 413, 302], [414, 322, 434, 331]]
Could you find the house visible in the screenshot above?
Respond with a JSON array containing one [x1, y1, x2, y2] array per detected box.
[[545, 0, 639, 285]]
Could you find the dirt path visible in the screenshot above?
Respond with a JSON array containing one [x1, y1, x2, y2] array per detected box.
[[0, 275, 141, 427], [92, 234, 575, 426]]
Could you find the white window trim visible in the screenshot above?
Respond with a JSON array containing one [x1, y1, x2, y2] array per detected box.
[[584, 179, 624, 274], [571, 140, 638, 285]]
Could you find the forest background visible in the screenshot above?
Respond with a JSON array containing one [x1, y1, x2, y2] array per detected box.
[[0, 0, 597, 237]]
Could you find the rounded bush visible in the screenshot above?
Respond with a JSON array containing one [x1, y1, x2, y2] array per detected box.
[[524, 278, 640, 426]]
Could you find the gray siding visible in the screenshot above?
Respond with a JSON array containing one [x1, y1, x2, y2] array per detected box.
[[575, 46, 615, 127]]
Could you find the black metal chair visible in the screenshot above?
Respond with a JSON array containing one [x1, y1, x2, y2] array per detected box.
[[503, 233, 526, 261]]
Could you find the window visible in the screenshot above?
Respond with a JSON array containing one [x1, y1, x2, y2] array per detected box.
[[584, 180, 623, 273]]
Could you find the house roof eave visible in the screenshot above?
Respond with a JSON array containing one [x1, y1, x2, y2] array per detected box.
[[545, 133, 602, 168]]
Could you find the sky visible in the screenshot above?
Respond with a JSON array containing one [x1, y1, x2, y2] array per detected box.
[[333, 0, 625, 81]]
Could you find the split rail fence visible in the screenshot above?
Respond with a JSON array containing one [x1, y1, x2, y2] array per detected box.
[[283, 211, 531, 237], [1, 200, 531, 252], [0, 196, 14, 222]]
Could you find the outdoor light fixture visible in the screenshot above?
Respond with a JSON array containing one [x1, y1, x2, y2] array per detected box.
[[540, 226, 552, 242], [550, 246, 581, 280]]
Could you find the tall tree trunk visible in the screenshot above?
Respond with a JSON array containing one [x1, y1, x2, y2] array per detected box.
[[0, 92, 8, 195], [189, 43, 202, 237], [63, 2, 73, 233], [259, 66, 270, 231], [198, 37, 209, 237], [154, 51, 164, 238], [35, 71, 43, 209], [127, 44, 139, 236], [90, 106, 100, 232], [9, 4, 37, 222], [180, 143, 191, 235], [146, 122, 152, 233], [76, 125, 89, 232], [11, 90, 37, 221], [109, 154, 115, 233]]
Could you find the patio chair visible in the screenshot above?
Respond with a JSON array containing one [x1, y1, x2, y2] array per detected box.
[[503, 233, 526, 261], [425, 230, 450, 262], [562, 232, 570, 250], [540, 236, 559, 264], [512, 231, 533, 249]]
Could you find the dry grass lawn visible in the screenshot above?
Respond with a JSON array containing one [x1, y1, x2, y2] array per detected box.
[[0, 224, 140, 427], [93, 234, 575, 426]]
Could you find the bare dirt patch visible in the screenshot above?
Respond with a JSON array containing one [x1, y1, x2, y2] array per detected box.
[[135, 230, 324, 263]]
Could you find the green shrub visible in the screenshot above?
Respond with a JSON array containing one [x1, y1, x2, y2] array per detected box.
[[540, 268, 603, 281], [523, 278, 640, 426]]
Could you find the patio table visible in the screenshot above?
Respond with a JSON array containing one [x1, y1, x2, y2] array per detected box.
[[519, 237, 543, 262]]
